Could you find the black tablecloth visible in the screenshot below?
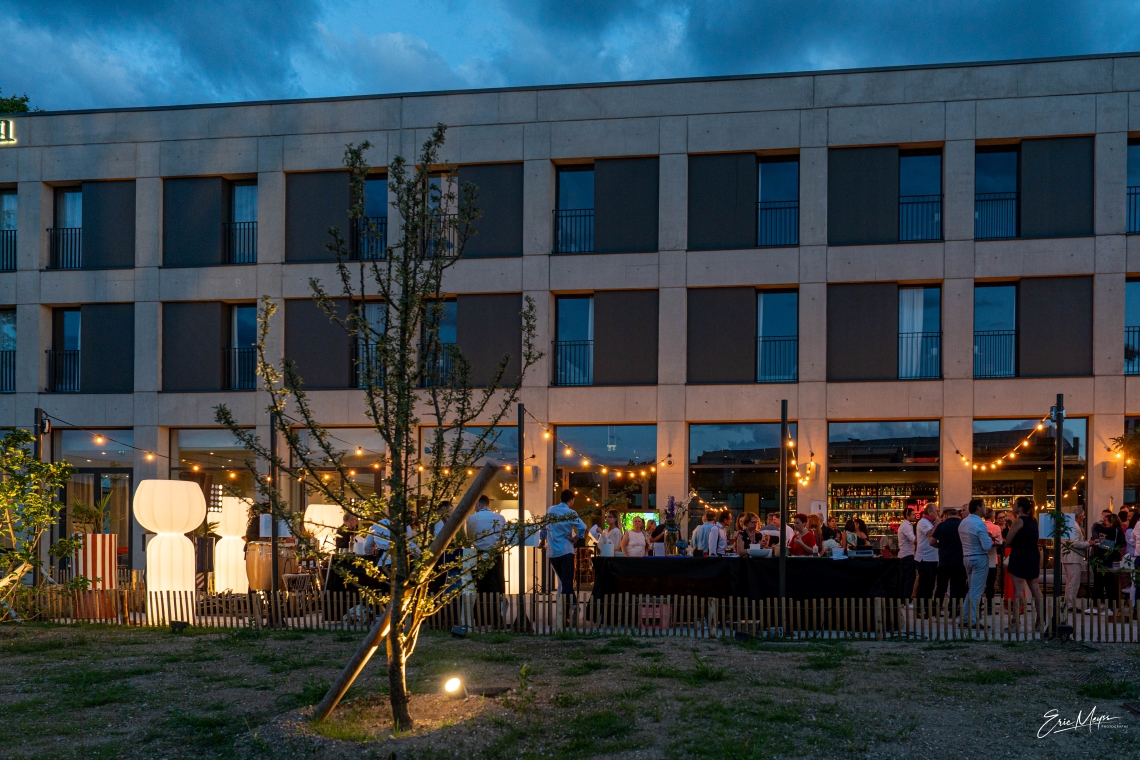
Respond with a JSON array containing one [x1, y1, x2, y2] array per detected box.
[[591, 556, 904, 600]]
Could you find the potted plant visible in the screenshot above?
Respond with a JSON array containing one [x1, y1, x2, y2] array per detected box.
[[70, 491, 117, 620]]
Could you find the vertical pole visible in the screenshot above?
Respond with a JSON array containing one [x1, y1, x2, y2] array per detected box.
[[269, 412, 280, 625], [1052, 394, 1064, 637], [779, 400, 788, 603], [517, 403, 529, 631], [32, 408, 45, 586]]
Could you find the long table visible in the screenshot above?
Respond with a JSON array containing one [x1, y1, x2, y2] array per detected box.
[[590, 556, 905, 600]]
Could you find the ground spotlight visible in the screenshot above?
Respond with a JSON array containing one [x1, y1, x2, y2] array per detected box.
[[450, 625, 468, 638], [444, 676, 468, 698]]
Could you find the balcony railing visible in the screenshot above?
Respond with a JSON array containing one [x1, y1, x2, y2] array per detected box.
[[49, 227, 82, 269], [899, 195, 942, 242], [757, 201, 798, 247], [898, 332, 942, 380], [1126, 326, 1140, 375], [420, 342, 456, 387], [352, 216, 388, 260], [0, 349, 14, 392], [757, 336, 798, 383], [47, 349, 80, 392], [974, 192, 1018, 240], [553, 340, 593, 386], [224, 347, 257, 390], [1128, 186, 1139, 234], [353, 341, 384, 388], [553, 209, 594, 254], [0, 229, 15, 271], [223, 221, 257, 264], [973, 330, 1017, 379]]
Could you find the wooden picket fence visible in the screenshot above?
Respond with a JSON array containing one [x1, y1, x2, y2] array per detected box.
[[11, 589, 1140, 643]]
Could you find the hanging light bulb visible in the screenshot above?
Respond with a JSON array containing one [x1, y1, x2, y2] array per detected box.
[[356, 447, 363, 456], [543, 432, 551, 440], [192, 464, 200, 472], [146, 452, 155, 461], [565, 447, 572, 456], [94, 435, 105, 444]]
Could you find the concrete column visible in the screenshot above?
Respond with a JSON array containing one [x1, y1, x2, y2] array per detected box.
[[520, 387, 552, 514], [1094, 273, 1126, 376], [798, 147, 827, 247], [16, 180, 44, 272], [523, 159, 553, 257], [131, 424, 167, 570], [943, 140, 975, 242], [942, 278, 974, 379], [658, 153, 687, 253], [1094, 131, 1127, 236], [941, 416, 973, 507], [798, 283, 826, 383], [1088, 412, 1125, 514], [796, 414, 827, 511]]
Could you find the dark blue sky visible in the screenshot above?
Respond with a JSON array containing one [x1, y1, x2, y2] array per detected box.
[[4, 1, 1140, 111]]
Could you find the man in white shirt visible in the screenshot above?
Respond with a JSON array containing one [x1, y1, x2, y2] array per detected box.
[[958, 499, 994, 626], [466, 495, 507, 594], [691, 510, 716, 557], [897, 506, 918, 600], [914, 504, 940, 606]]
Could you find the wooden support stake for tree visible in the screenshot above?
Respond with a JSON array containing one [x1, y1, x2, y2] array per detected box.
[[312, 463, 500, 723]]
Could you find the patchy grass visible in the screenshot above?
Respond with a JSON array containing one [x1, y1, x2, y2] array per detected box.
[[1075, 679, 1140, 699], [941, 668, 1035, 686]]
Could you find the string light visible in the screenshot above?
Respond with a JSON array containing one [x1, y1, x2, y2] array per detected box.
[[956, 412, 1053, 468], [94, 435, 104, 444]]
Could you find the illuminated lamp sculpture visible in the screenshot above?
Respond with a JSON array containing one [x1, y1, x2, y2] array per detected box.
[[214, 496, 251, 593], [303, 503, 345, 554], [134, 480, 206, 593]]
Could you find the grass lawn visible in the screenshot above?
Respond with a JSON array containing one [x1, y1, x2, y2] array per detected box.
[[2, 623, 1139, 759]]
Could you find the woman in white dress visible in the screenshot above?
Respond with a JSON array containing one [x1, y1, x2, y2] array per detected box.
[[621, 516, 649, 558], [589, 509, 624, 551]]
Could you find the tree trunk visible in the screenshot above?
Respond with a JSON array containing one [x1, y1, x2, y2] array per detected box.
[[387, 614, 413, 729]]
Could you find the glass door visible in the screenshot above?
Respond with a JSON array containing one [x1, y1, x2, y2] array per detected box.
[[64, 470, 133, 580]]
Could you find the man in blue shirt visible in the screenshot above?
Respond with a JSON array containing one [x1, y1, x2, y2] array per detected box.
[[466, 495, 507, 595], [541, 489, 588, 596]]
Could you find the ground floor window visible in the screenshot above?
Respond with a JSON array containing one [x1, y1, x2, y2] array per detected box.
[[170, 428, 258, 512], [420, 425, 518, 510], [971, 418, 1086, 513], [553, 425, 656, 523], [294, 427, 387, 509]]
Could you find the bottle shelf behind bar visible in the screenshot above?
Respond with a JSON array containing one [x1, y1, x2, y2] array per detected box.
[[827, 482, 938, 536]]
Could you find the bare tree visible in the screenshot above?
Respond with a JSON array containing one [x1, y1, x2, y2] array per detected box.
[[216, 126, 542, 728]]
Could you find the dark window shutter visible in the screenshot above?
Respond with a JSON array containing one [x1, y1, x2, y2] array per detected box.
[[163, 177, 225, 267], [1018, 276, 1092, 377], [687, 288, 757, 384], [594, 290, 658, 385], [80, 303, 134, 393], [456, 293, 522, 387], [827, 147, 899, 246], [81, 181, 135, 269], [827, 283, 899, 381], [162, 302, 227, 391], [594, 157, 659, 254], [1019, 137, 1094, 238], [457, 164, 523, 258], [284, 299, 352, 388], [285, 172, 350, 262], [687, 154, 757, 251]]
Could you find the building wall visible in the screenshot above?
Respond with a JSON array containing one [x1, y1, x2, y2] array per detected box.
[[2, 55, 1140, 562]]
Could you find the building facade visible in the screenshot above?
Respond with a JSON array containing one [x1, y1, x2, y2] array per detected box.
[[2, 52, 1140, 570]]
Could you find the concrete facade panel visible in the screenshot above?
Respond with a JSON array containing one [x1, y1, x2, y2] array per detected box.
[[1095, 132, 1128, 235], [975, 95, 1096, 139], [943, 140, 975, 241], [945, 240, 975, 280], [1016, 59, 1113, 97], [448, 124, 525, 163], [826, 102, 945, 146], [901, 65, 1018, 103], [548, 253, 659, 291], [660, 116, 687, 155], [658, 153, 687, 252], [686, 110, 800, 153], [825, 381, 943, 419], [441, 257, 525, 293], [159, 265, 257, 302], [799, 109, 827, 148], [973, 237, 1096, 278], [271, 99, 400, 134], [40, 269, 136, 305], [548, 386, 657, 423], [41, 143, 137, 181], [1093, 375, 1125, 415], [798, 283, 826, 382], [1096, 235, 1126, 274], [1093, 273, 1125, 376], [1114, 56, 1140, 91], [160, 138, 259, 177], [814, 71, 906, 107], [498, 91, 538, 124], [941, 415, 974, 505], [686, 249, 798, 287], [523, 122, 552, 160], [973, 377, 1096, 417], [401, 93, 501, 129], [942, 278, 973, 380], [799, 147, 827, 247], [826, 243, 944, 282], [135, 177, 161, 269], [1096, 92, 1130, 133], [658, 287, 686, 386], [799, 245, 826, 284], [137, 142, 160, 178], [0, 150, 17, 183], [282, 132, 388, 171], [550, 118, 660, 159], [685, 384, 799, 422]]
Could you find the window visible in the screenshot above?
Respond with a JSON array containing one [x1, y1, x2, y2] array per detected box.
[[170, 429, 258, 510], [355, 303, 386, 388], [296, 427, 388, 507], [226, 305, 257, 390], [50, 188, 82, 269], [898, 286, 941, 379], [56, 429, 134, 567], [226, 182, 257, 264], [49, 308, 81, 392], [419, 425, 518, 505], [1128, 280, 1140, 376], [689, 422, 798, 530], [975, 147, 1018, 239], [354, 177, 389, 259], [421, 300, 457, 387], [972, 418, 1086, 511], [899, 150, 942, 241], [1129, 140, 1139, 234], [553, 425, 656, 515], [554, 295, 593, 386], [0, 309, 14, 392], [555, 166, 594, 253], [0, 192, 14, 272], [757, 290, 797, 383], [758, 157, 798, 246], [973, 284, 1017, 378], [828, 420, 940, 541]]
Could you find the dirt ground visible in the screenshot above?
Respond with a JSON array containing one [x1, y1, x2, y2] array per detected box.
[[2, 623, 1139, 759]]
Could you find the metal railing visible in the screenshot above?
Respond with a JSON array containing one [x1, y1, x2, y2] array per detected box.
[[899, 195, 942, 242], [553, 209, 594, 253], [417, 213, 459, 258], [974, 192, 1018, 240], [352, 216, 388, 260], [757, 336, 798, 383], [420, 342, 456, 387], [0, 349, 13, 392], [1128, 186, 1139, 234], [0, 229, 15, 271], [1126, 326, 1140, 376], [973, 330, 1017, 379], [553, 340, 593, 386], [48, 227, 82, 269], [757, 201, 799, 247], [224, 347, 257, 390], [47, 349, 80, 392], [898, 332, 942, 380], [353, 341, 384, 388], [223, 221, 257, 264]]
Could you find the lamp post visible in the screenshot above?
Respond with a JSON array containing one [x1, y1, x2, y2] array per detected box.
[[1051, 394, 1064, 638], [516, 402, 530, 632], [778, 399, 788, 603], [269, 411, 280, 626]]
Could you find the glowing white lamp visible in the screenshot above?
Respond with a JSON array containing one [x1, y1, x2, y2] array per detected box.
[[499, 508, 538, 595], [134, 480, 207, 592], [214, 496, 251, 593], [303, 503, 345, 553]]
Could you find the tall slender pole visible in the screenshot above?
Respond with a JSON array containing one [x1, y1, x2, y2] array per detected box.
[[779, 399, 788, 602], [1052, 393, 1064, 636], [33, 408, 45, 586], [269, 411, 280, 624], [517, 403, 529, 631]]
